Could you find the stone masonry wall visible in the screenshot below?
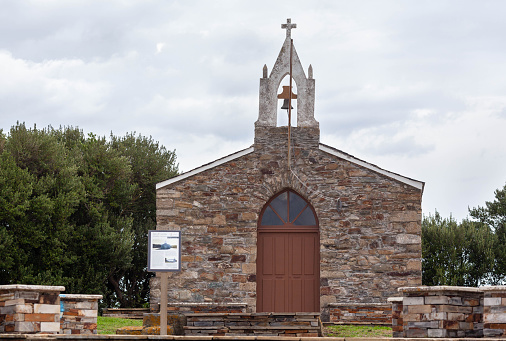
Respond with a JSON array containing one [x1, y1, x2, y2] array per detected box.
[[153, 126, 423, 315]]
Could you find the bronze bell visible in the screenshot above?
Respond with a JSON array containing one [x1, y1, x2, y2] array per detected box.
[[280, 99, 293, 110]]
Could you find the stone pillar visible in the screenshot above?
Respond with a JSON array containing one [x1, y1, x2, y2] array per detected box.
[[483, 286, 506, 337], [60, 294, 102, 334], [0, 284, 64, 334], [399, 286, 483, 338], [388, 297, 404, 337]]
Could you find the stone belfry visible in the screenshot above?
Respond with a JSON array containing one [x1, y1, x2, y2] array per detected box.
[[255, 19, 318, 128]]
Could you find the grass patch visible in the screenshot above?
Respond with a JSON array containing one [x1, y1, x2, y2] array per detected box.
[[325, 324, 392, 337], [97, 316, 143, 335], [97, 317, 391, 337]]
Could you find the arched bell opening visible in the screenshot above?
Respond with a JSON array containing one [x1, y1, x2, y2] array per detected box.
[[276, 74, 298, 127]]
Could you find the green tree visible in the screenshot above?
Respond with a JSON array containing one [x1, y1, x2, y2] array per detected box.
[[422, 211, 495, 286], [469, 183, 506, 284], [0, 123, 178, 307], [2, 124, 84, 285], [0, 151, 33, 283], [62, 130, 137, 303]]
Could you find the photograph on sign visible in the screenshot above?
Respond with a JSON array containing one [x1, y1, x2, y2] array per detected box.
[[148, 230, 181, 272]]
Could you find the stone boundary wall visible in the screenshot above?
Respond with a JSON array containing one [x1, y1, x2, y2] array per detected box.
[[395, 286, 506, 338], [102, 308, 148, 319], [150, 302, 247, 314], [0, 285, 64, 334], [148, 300, 248, 314], [326, 303, 392, 325], [164, 302, 247, 314], [59, 295, 102, 335]]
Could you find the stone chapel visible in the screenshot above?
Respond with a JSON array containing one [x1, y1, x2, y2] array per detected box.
[[152, 19, 424, 320]]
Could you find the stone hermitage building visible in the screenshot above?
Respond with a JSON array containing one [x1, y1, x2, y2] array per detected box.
[[151, 19, 424, 320]]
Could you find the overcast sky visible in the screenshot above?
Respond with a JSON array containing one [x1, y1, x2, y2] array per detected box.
[[1, 0, 505, 222]]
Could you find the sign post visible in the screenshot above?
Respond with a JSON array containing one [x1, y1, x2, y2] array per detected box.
[[148, 230, 181, 335], [159, 272, 169, 335]]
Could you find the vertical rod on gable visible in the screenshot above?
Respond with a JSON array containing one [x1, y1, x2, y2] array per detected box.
[[288, 38, 293, 170]]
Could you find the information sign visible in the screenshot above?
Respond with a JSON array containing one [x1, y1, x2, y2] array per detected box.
[[147, 230, 181, 272]]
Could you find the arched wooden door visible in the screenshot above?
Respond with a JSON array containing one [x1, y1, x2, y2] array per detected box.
[[257, 189, 320, 312]]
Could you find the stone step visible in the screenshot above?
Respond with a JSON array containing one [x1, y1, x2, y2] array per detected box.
[[185, 312, 320, 317], [183, 312, 321, 337], [229, 325, 319, 330], [184, 325, 320, 330]]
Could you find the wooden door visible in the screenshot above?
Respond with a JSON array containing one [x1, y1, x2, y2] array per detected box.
[[257, 189, 319, 312]]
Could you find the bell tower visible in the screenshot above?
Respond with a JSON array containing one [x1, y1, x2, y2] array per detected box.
[[255, 19, 318, 128]]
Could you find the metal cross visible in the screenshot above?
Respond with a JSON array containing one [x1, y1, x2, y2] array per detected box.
[[281, 18, 296, 38]]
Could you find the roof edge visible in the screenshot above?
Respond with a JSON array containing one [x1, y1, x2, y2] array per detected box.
[[156, 146, 255, 190], [319, 144, 424, 191]]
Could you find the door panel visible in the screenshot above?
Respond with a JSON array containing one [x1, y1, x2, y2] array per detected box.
[[262, 236, 274, 275], [292, 236, 303, 275], [274, 235, 286, 275], [304, 234, 316, 275], [291, 278, 303, 311], [258, 231, 319, 312]]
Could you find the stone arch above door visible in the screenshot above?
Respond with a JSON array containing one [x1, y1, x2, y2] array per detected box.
[[257, 189, 320, 312]]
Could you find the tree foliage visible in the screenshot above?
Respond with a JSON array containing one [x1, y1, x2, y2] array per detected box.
[[422, 211, 495, 286], [422, 181, 506, 286], [469, 183, 506, 284], [0, 123, 178, 307]]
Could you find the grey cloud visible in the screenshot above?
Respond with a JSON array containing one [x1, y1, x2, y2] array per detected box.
[[2, 0, 506, 222]]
